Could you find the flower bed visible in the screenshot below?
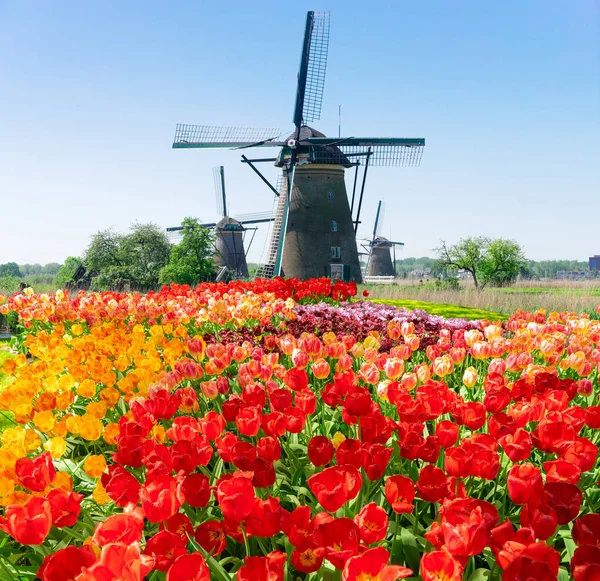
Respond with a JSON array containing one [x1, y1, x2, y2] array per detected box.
[[0, 282, 598, 581]]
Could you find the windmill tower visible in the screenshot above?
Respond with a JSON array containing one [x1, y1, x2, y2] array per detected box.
[[364, 201, 404, 277], [167, 166, 274, 280], [171, 11, 425, 282]]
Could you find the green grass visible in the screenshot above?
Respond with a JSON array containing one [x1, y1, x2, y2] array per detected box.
[[368, 298, 506, 321]]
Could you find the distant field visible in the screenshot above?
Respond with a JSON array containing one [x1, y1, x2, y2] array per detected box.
[[363, 280, 600, 317], [367, 298, 506, 321]]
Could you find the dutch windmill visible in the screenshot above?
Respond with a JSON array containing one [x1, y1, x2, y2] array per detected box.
[[363, 200, 404, 277], [172, 10, 425, 282], [167, 166, 274, 279]]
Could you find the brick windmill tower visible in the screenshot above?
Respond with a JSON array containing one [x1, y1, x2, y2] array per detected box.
[[172, 11, 425, 282]]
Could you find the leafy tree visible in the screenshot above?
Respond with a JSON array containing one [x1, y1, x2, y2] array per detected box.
[[120, 223, 171, 289], [84, 224, 171, 291], [0, 263, 22, 278], [41, 263, 61, 275], [56, 257, 83, 288], [84, 229, 124, 274], [436, 237, 526, 289], [0, 275, 22, 293], [159, 217, 215, 286]]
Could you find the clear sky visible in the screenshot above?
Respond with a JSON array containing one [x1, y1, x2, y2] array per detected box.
[[1, 0, 599, 266]]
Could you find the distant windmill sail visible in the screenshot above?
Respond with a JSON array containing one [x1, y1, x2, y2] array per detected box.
[[213, 166, 226, 217], [171, 9, 425, 283], [366, 200, 403, 277]]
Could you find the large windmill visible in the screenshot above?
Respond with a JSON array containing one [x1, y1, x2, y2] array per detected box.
[[172, 10, 425, 282], [167, 166, 274, 279], [363, 200, 404, 277]]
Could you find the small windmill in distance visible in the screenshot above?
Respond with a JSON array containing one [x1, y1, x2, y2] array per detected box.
[[167, 166, 275, 279], [171, 10, 425, 282], [363, 200, 404, 277]]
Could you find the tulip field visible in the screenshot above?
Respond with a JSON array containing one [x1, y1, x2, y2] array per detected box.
[[0, 279, 599, 581]]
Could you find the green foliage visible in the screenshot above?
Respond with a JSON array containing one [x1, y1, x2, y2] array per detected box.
[[417, 277, 462, 292], [368, 298, 506, 321], [0, 276, 21, 293], [522, 259, 592, 279], [84, 223, 171, 291], [436, 237, 526, 289], [55, 256, 83, 288], [120, 222, 172, 289], [392, 256, 443, 278], [159, 217, 215, 286], [0, 263, 21, 278]]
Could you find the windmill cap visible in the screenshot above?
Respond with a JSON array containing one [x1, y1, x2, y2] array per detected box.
[[276, 125, 353, 168], [216, 216, 245, 230]]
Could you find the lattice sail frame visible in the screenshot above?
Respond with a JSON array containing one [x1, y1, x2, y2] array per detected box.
[[375, 201, 386, 237], [303, 11, 330, 124], [173, 125, 282, 148], [213, 166, 226, 217]]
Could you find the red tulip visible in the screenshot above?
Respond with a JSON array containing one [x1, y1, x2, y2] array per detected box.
[[417, 465, 448, 503], [573, 514, 600, 547], [237, 552, 286, 581], [571, 545, 600, 581], [385, 475, 415, 514], [420, 550, 463, 581], [216, 473, 255, 521], [0, 496, 52, 545], [543, 481, 582, 525], [140, 475, 184, 523], [343, 547, 411, 581], [307, 436, 335, 467], [92, 505, 145, 545], [166, 552, 210, 581], [181, 473, 211, 508], [308, 465, 362, 513], [507, 463, 543, 506], [37, 546, 96, 581], [145, 531, 187, 572], [354, 503, 388, 544], [76, 542, 154, 581], [46, 488, 84, 528], [15, 452, 56, 492], [315, 517, 360, 570], [194, 520, 227, 556]]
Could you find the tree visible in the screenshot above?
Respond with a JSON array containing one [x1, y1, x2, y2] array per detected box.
[[120, 223, 171, 289], [436, 237, 526, 289], [84, 223, 171, 290], [0, 263, 22, 278], [41, 263, 61, 275], [159, 217, 215, 286], [56, 257, 83, 288]]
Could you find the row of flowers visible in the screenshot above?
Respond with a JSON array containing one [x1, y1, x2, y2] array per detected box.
[[0, 283, 598, 581]]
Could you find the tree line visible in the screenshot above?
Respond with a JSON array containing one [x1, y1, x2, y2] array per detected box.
[[0, 218, 215, 293]]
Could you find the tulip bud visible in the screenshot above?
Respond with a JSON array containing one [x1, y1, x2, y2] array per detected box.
[[462, 366, 478, 388]]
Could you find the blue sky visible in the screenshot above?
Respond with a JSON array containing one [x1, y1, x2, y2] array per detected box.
[[1, 0, 599, 265]]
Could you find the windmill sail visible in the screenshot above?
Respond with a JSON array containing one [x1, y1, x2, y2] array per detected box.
[[213, 166, 227, 217], [173, 125, 282, 149]]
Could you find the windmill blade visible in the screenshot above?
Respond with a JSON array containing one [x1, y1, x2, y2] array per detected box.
[[166, 221, 217, 233], [173, 125, 283, 149], [234, 211, 275, 224], [372, 200, 382, 239], [303, 136, 426, 167], [293, 11, 330, 128], [375, 202, 386, 237], [213, 166, 227, 217]]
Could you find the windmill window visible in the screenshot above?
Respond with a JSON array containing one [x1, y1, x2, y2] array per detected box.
[[331, 246, 341, 259], [327, 192, 335, 200], [330, 221, 338, 232]]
